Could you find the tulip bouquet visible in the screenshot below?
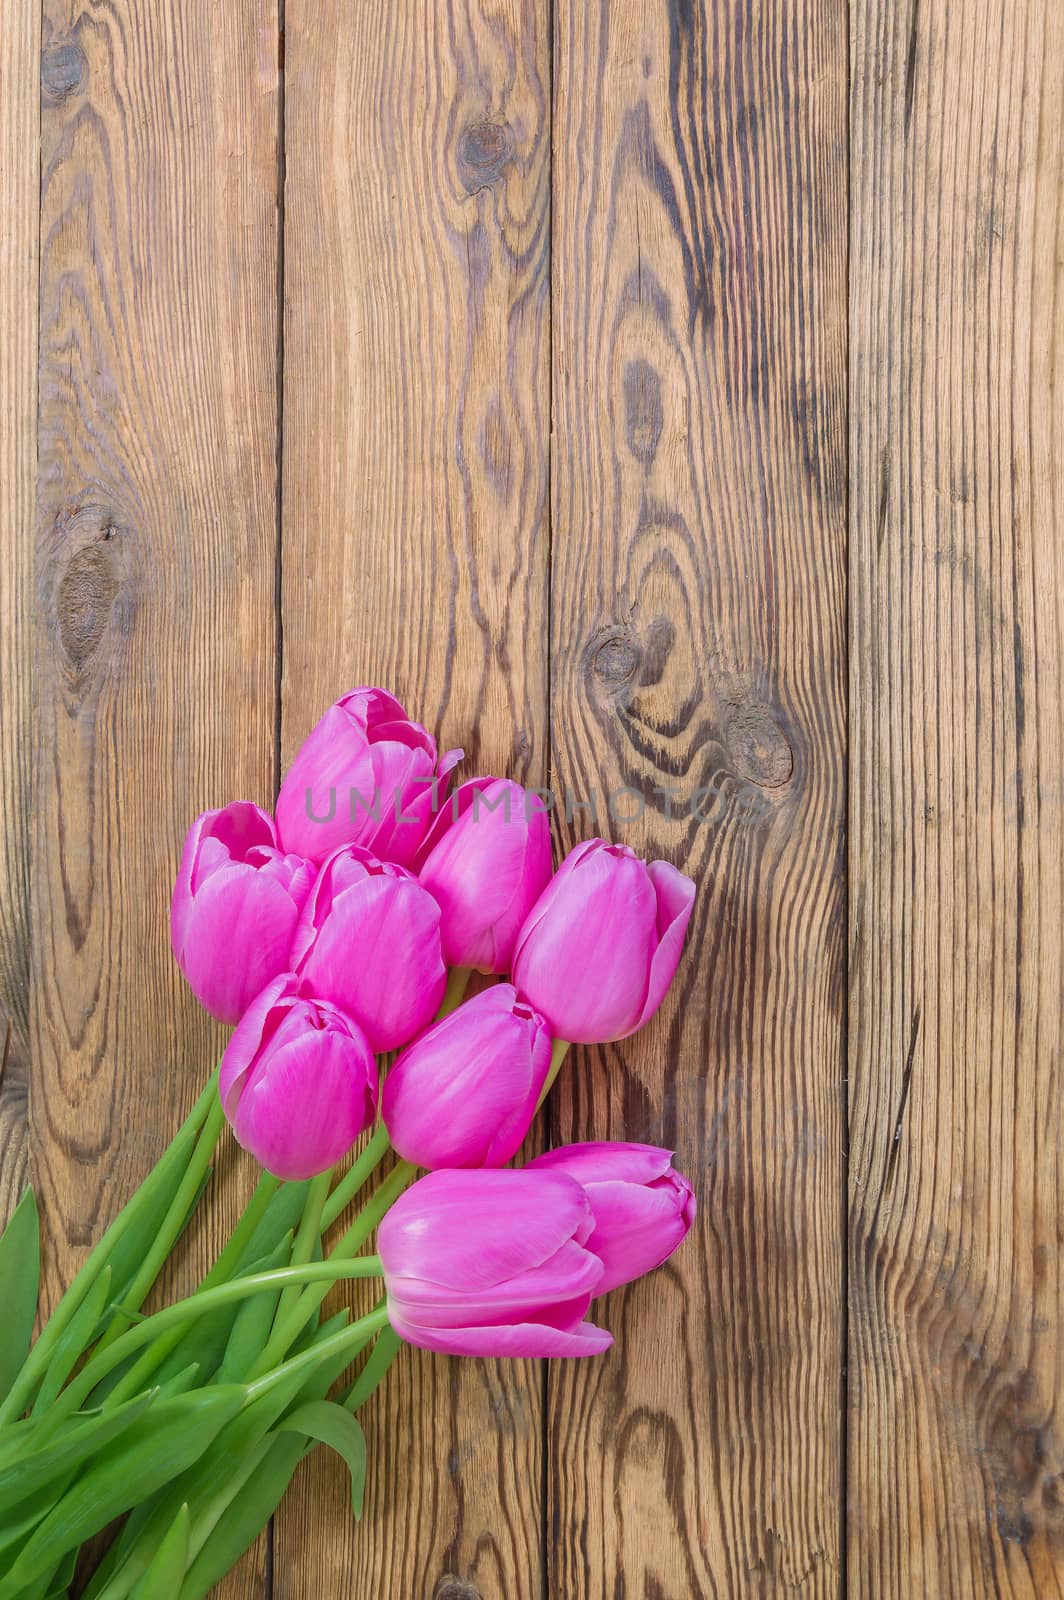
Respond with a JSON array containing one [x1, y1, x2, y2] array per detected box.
[[0, 688, 696, 1598]]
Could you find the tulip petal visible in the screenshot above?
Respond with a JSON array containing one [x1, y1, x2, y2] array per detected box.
[[386, 1239, 603, 1329], [578, 1179, 694, 1295], [388, 1311, 613, 1359], [377, 1170, 592, 1291], [528, 1142, 676, 1187], [230, 1028, 377, 1182], [218, 974, 300, 1117], [177, 868, 305, 1025], [634, 862, 697, 1030]]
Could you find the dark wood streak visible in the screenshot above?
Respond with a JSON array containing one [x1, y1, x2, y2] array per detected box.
[[550, 0, 847, 1592], [849, 0, 1064, 1591]]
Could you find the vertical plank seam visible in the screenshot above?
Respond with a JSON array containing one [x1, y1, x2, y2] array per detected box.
[[841, 0, 853, 1593], [541, 0, 556, 1594], [267, 0, 287, 1592]]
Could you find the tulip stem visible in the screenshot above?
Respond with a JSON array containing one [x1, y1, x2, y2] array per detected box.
[[250, 1159, 416, 1377], [321, 1124, 391, 1231], [33, 1258, 386, 1440], [93, 1094, 228, 1354], [272, 1169, 332, 1335], [341, 1315, 402, 1413], [536, 1038, 571, 1112], [244, 1304, 391, 1404], [438, 966, 473, 1018]]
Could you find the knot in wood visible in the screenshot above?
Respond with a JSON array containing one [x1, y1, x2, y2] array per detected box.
[[457, 119, 513, 192], [42, 37, 87, 102], [590, 631, 640, 687], [726, 707, 793, 789], [57, 540, 117, 670], [433, 1581, 481, 1600], [624, 358, 663, 465]]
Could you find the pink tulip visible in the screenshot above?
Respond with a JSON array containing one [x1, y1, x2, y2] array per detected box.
[[219, 974, 378, 1180], [275, 687, 462, 866], [377, 1169, 613, 1357], [528, 1143, 696, 1294], [511, 840, 695, 1043], [170, 802, 315, 1025], [415, 778, 552, 972], [291, 844, 446, 1052], [382, 985, 551, 1169]]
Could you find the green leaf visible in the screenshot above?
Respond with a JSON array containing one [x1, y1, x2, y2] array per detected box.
[[0, 1187, 39, 1403], [0, 1388, 158, 1513], [176, 1433, 306, 1600], [280, 1400, 367, 1517], [235, 1181, 311, 1271], [44, 1546, 78, 1598], [3, 1385, 246, 1591], [214, 1235, 293, 1383], [31, 1267, 113, 1416], [129, 1503, 189, 1600]]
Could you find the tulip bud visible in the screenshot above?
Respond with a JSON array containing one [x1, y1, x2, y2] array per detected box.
[[275, 686, 462, 866], [291, 844, 446, 1052], [382, 985, 551, 1169], [511, 840, 696, 1043], [219, 974, 378, 1180], [377, 1169, 613, 1357], [415, 778, 552, 973], [527, 1143, 696, 1294], [170, 802, 315, 1025]]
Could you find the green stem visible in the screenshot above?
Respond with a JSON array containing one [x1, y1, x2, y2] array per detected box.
[[249, 1160, 416, 1378], [320, 1125, 391, 1232], [536, 1037, 571, 1111], [438, 965, 473, 1017], [37, 1258, 385, 1436], [104, 1170, 282, 1408], [341, 1315, 401, 1413], [94, 1095, 227, 1353], [245, 1305, 390, 1403], [271, 1170, 331, 1336], [0, 1074, 219, 1427]]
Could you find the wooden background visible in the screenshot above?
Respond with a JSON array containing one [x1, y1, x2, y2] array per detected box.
[[0, 0, 1061, 1594]]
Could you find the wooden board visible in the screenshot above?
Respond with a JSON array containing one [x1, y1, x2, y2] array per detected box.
[[848, 0, 1064, 1592], [0, 0, 40, 1220], [549, 0, 849, 1593], [277, 0, 551, 1593], [33, 4, 281, 1595]]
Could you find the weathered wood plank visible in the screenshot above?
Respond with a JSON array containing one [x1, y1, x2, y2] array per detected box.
[[549, 0, 849, 1592], [34, 4, 281, 1594], [849, 1, 1064, 1593], [277, 1, 550, 1593], [0, 0, 40, 1220]]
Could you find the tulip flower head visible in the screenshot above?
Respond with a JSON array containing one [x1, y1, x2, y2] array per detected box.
[[291, 844, 446, 1052], [171, 801, 315, 1025], [512, 840, 696, 1044], [416, 777, 553, 972], [528, 1143, 696, 1294], [219, 974, 378, 1181], [378, 1169, 614, 1357], [276, 687, 462, 866], [383, 984, 552, 1169]]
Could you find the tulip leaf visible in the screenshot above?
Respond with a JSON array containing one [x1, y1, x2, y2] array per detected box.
[[129, 1502, 190, 1600], [0, 1187, 40, 1404], [280, 1400, 368, 1518], [236, 1180, 312, 1272], [31, 1266, 113, 1416], [0, 1387, 158, 1514], [44, 1547, 78, 1598], [3, 1384, 246, 1590], [215, 1234, 294, 1383], [176, 1431, 307, 1600]]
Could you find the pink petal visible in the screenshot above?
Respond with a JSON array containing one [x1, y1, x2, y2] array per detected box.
[[633, 862, 697, 1029], [389, 1311, 613, 1358], [529, 1142, 675, 1187]]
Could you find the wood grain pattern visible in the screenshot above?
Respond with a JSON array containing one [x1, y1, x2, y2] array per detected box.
[[849, 0, 1064, 1593], [277, 0, 550, 1593], [34, 3, 280, 1595], [549, 0, 849, 1593], [0, 0, 40, 1220]]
